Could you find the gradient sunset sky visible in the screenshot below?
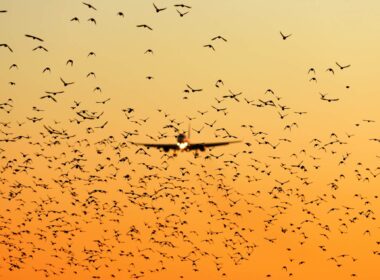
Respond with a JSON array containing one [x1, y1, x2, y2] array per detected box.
[[1, 1, 380, 279]]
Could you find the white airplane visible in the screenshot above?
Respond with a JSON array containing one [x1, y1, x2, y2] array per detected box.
[[130, 125, 240, 156]]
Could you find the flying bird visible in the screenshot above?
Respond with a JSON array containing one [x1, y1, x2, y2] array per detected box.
[[70, 17, 80, 22], [176, 9, 189, 17], [66, 59, 74, 66], [211, 35, 227, 42], [153, 3, 167, 13], [82, 2, 97, 10], [60, 77, 74, 87], [336, 62, 351, 70], [32, 45, 48, 52], [0, 43, 13, 52], [308, 68, 316, 74], [203, 44, 215, 51], [25, 34, 44, 42], [136, 24, 153, 30], [88, 18, 97, 24], [186, 84, 203, 93], [174, 4, 191, 9], [280, 31, 292, 40]]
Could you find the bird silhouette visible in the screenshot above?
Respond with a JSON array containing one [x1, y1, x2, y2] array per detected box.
[[136, 24, 153, 30], [82, 2, 97, 10], [0, 43, 13, 52], [70, 17, 80, 22], [203, 44, 215, 51], [336, 62, 351, 70], [32, 45, 48, 52], [153, 3, 167, 13], [60, 77, 74, 87], [212, 35, 227, 42], [176, 9, 189, 17], [25, 34, 44, 42], [280, 31, 292, 40]]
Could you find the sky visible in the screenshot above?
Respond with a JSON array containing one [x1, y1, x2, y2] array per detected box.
[[0, 1, 380, 279]]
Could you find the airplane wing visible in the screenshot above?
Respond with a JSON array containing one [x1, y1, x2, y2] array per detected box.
[[129, 142, 179, 151], [189, 140, 241, 150]]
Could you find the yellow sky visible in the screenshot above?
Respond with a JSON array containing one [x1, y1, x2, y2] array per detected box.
[[1, 1, 380, 279]]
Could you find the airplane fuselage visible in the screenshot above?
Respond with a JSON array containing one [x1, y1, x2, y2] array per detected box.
[[176, 133, 190, 150]]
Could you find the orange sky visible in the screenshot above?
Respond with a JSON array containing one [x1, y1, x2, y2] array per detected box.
[[1, 1, 380, 279]]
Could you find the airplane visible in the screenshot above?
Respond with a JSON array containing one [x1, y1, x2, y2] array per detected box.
[[129, 125, 241, 157]]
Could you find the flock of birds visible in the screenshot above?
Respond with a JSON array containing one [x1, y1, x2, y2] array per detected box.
[[1, 1, 380, 280]]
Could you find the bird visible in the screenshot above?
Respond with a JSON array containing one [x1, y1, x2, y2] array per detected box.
[[176, 10, 189, 17], [40, 95, 57, 102], [215, 79, 224, 87], [32, 45, 48, 52], [336, 62, 351, 70], [203, 44, 215, 51], [82, 2, 97, 10], [86, 72, 96, 78], [66, 59, 74, 66], [280, 31, 292, 40], [153, 3, 167, 13], [25, 34, 44, 42], [211, 35, 227, 42], [70, 17, 80, 22], [309, 77, 317, 82], [0, 43, 13, 52], [44, 90, 64, 96], [93, 86, 102, 92], [136, 24, 153, 30], [96, 98, 111, 104], [60, 77, 74, 87], [88, 18, 97, 25], [174, 4, 191, 9], [186, 84, 203, 92]]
